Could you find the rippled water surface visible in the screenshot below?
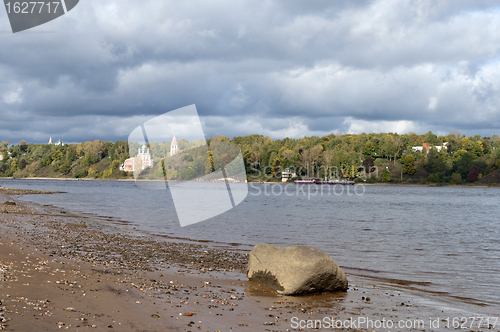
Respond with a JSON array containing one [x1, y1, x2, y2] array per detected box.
[[2, 179, 500, 313]]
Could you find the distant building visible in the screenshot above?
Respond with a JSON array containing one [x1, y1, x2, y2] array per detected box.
[[48, 136, 65, 146], [412, 142, 448, 153], [170, 134, 178, 156], [120, 145, 154, 172], [281, 168, 296, 182], [435, 142, 448, 152]]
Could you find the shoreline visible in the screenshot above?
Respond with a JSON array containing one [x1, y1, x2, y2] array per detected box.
[[0, 190, 496, 331], [255, 181, 500, 188], [3, 177, 500, 188]]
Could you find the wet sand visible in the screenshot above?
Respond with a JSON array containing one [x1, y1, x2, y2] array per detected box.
[[0, 188, 496, 331]]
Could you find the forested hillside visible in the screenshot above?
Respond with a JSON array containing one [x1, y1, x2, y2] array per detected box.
[[0, 140, 131, 180], [1, 130, 500, 185]]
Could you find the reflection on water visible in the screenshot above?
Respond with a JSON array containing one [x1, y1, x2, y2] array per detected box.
[[2, 178, 500, 314], [245, 282, 349, 306]]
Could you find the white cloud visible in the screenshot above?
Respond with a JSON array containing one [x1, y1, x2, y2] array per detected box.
[[2, 0, 500, 143], [2, 87, 23, 104], [197, 29, 217, 38], [343, 117, 419, 134], [428, 97, 438, 110]]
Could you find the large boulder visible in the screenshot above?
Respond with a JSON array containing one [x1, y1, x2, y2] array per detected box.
[[247, 244, 348, 295]]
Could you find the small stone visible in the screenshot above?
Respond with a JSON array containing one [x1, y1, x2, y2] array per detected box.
[[64, 307, 76, 312]]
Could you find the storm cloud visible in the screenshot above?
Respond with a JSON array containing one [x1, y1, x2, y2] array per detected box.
[[2, 0, 500, 143]]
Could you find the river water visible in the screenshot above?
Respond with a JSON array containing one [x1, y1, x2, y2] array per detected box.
[[1, 178, 499, 316]]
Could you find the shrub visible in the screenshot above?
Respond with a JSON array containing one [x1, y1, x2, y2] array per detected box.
[[82, 152, 99, 167], [366, 177, 377, 183], [110, 160, 120, 171], [51, 161, 60, 172], [382, 168, 391, 182], [59, 162, 70, 174], [73, 169, 88, 178], [450, 172, 462, 184], [42, 155, 52, 166], [427, 173, 441, 183]]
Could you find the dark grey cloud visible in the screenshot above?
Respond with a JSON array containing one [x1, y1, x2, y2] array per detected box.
[[2, 0, 500, 144]]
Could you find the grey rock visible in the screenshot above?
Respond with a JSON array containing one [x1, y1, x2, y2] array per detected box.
[[247, 244, 348, 295]]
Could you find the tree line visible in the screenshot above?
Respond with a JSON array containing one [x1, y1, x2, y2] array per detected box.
[[1, 130, 500, 184]]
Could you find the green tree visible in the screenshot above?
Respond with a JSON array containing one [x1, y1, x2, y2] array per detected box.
[[110, 160, 121, 171], [59, 162, 70, 174], [450, 172, 462, 184], [460, 137, 471, 151], [51, 161, 60, 172], [402, 154, 416, 175], [425, 148, 446, 174], [382, 168, 391, 182], [42, 155, 52, 166], [205, 150, 215, 174], [179, 167, 196, 180], [82, 152, 99, 166], [473, 158, 487, 175], [473, 142, 484, 158], [363, 141, 375, 158], [66, 147, 77, 163], [271, 157, 280, 178], [19, 140, 27, 152], [0, 141, 9, 162], [454, 152, 474, 180], [423, 131, 439, 145], [9, 158, 18, 172], [51, 150, 64, 161], [427, 173, 441, 183]]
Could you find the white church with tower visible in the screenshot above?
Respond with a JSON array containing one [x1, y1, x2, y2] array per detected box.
[[120, 145, 154, 172], [170, 134, 178, 156], [120, 134, 178, 172]]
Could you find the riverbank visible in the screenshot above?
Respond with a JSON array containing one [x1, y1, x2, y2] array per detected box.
[[3, 176, 500, 188], [0, 189, 495, 331]]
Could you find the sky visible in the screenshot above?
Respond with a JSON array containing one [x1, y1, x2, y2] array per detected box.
[[2, 0, 500, 144]]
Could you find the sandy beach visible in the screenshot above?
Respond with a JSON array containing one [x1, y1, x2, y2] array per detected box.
[[0, 186, 495, 332]]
